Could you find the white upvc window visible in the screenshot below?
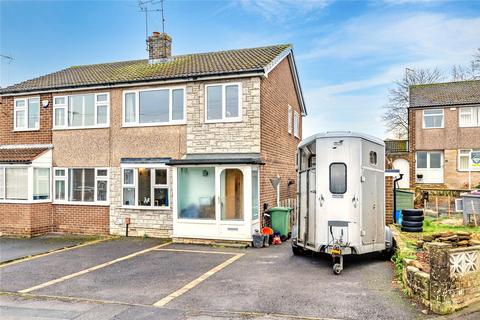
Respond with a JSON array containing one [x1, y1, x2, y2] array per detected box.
[[53, 168, 109, 205], [293, 111, 300, 138], [423, 109, 444, 128], [0, 166, 51, 203], [123, 86, 186, 126], [121, 167, 169, 208], [459, 106, 480, 127], [458, 149, 480, 171], [53, 93, 110, 129], [14, 97, 40, 131], [287, 106, 293, 134], [205, 83, 242, 123]]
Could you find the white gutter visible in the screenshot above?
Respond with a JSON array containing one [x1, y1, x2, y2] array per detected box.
[[0, 72, 265, 97]]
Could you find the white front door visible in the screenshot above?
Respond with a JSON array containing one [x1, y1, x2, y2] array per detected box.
[[416, 151, 443, 184], [173, 165, 254, 241]]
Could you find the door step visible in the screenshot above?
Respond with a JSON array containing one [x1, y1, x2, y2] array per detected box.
[[172, 237, 250, 248]]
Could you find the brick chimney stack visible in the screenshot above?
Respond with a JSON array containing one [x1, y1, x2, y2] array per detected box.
[[147, 32, 172, 63]]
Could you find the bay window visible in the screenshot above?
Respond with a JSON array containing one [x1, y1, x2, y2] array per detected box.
[[53, 168, 109, 204], [459, 107, 480, 127], [14, 97, 40, 131], [205, 83, 241, 122], [53, 93, 109, 129], [423, 109, 444, 128], [458, 149, 480, 171], [6, 168, 28, 200], [0, 166, 50, 202], [122, 167, 169, 208], [33, 168, 50, 200], [123, 87, 185, 126]]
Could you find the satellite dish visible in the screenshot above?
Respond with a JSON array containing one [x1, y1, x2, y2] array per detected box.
[[42, 100, 49, 108]]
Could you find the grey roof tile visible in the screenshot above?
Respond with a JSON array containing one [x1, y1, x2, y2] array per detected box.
[[410, 80, 480, 107], [0, 45, 291, 94]]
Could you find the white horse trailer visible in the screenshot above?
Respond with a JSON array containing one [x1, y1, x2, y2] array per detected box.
[[292, 132, 394, 274]]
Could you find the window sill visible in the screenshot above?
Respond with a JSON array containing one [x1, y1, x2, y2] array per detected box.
[[52, 125, 110, 131], [13, 128, 40, 132], [0, 199, 38, 204], [121, 205, 171, 210], [122, 122, 186, 128], [176, 218, 216, 224], [53, 201, 110, 206], [421, 127, 444, 130], [205, 118, 243, 124]]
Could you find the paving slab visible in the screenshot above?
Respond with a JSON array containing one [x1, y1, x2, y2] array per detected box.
[[0, 235, 96, 263], [34, 250, 231, 305], [0, 237, 165, 292]]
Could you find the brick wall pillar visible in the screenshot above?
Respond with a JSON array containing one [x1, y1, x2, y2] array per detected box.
[[385, 176, 394, 224]]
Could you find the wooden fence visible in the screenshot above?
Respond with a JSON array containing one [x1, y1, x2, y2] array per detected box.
[[279, 197, 297, 228]]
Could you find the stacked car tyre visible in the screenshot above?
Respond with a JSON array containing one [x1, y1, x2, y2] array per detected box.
[[401, 209, 424, 232]]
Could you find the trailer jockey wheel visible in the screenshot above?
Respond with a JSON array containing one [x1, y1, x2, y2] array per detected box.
[[332, 256, 343, 275]]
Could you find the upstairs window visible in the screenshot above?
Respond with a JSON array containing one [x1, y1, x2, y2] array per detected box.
[[293, 111, 300, 138], [459, 106, 480, 127], [287, 106, 293, 134], [423, 109, 444, 128], [123, 87, 185, 126], [53, 93, 109, 129], [14, 97, 40, 131], [205, 83, 241, 122]]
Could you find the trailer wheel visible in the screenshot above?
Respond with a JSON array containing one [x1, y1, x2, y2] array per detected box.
[[402, 209, 424, 217], [333, 263, 342, 275], [292, 244, 306, 256], [402, 215, 424, 222]]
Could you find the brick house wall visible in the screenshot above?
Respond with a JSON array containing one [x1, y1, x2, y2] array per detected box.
[[0, 94, 53, 145], [409, 107, 480, 189], [260, 58, 302, 208], [0, 203, 52, 237], [53, 204, 110, 235]]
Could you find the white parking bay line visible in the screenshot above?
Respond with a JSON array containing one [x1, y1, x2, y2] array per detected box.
[[18, 242, 171, 294], [153, 252, 244, 307], [154, 248, 239, 255]]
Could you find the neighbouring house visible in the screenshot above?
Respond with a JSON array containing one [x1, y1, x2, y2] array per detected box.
[[385, 139, 409, 189], [408, 80, 480, 190], [0, 32, 306, 242]]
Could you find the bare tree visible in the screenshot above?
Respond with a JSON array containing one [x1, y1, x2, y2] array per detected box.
[[451, 48, 480, 81], [383, 68, 443, 138]]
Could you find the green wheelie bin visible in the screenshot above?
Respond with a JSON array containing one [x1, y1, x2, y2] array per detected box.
[[269, 207, 292, 240]]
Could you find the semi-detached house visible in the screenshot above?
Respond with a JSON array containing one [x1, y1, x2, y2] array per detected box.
[[409, 80, 480, 189], [0, 32, 306, 243]]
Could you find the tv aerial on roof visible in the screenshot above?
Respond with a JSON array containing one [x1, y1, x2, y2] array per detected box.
[[138, 0, 166, 51]]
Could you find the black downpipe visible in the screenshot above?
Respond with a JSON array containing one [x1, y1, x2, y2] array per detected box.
[[393, 173, 404, 224]]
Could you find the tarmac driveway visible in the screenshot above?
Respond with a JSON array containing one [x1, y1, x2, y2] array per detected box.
[[0, 237, 455, 319]]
